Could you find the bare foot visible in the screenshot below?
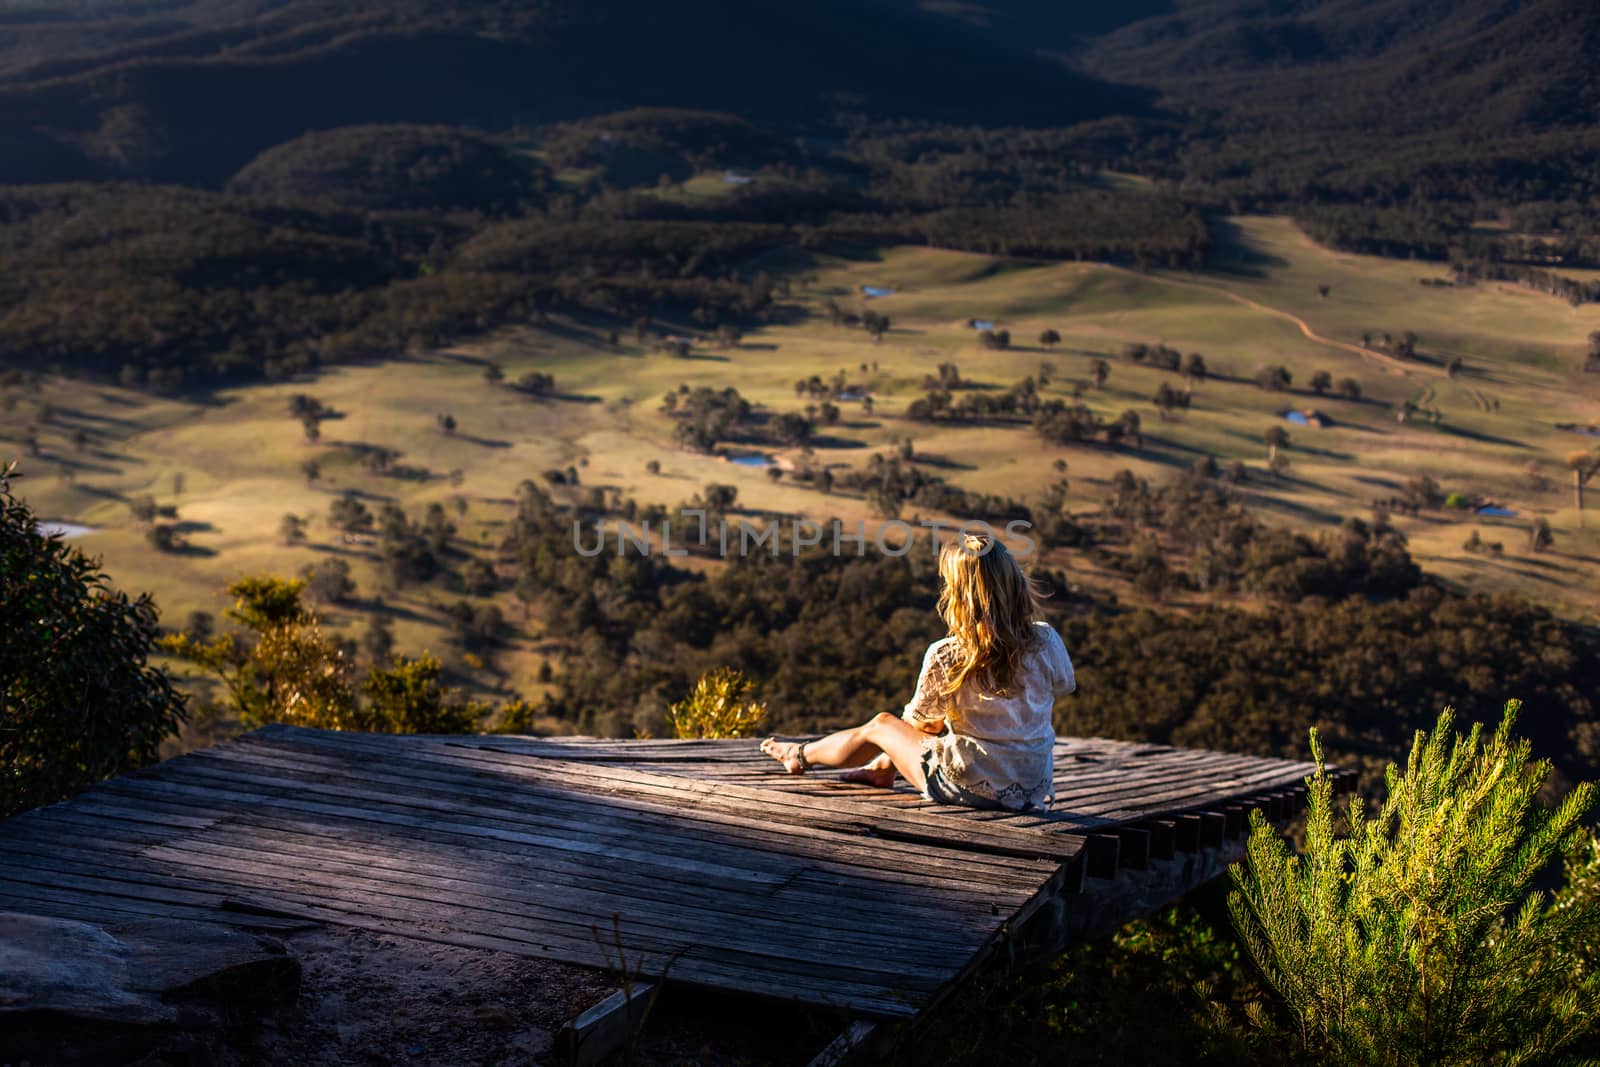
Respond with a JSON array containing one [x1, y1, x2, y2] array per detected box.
[[840, 765, 897, 788], [759, 737, 808, 775]]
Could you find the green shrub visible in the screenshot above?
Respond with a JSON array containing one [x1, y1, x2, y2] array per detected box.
[[362, 655, 486, 734], [666, 667, 767, 739], [1444, 491, 1471, 509], [1, 462, 186, 816], [1230, 702, 1600, 1065]]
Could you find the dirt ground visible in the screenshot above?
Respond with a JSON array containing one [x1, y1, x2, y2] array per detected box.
[[178, 924, 853, 1067]]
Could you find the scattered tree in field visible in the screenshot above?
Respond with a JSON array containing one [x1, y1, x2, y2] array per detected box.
[[1316, 284, 1330, 299], [862, 396, 874, 415], [359, 446, 399, 476], [714, 324, 743, 349], [329, 494, 373, 535], [1039, 361, 1056, 385], [129, 496, 159, 524], [301, 459, 321, 484], [645, 459, 661, 474], [1569, 450, 1600, 527], [1446, 356, 1465, 379], [1402, 474, 1446, 512], [1529, 517, 1554, 553], [1092, 359, 1110, 389], [516, 371, 556, 397], [1230, 704, 1600, 1066], [437, 413, 457, 435], [818, 402, 841, 427], [773, 412, 814, 446], [23, 428, 40, 457], [1310, 371, 1333, 395], [1361, 331, 1374, 349], [862, 311, 890, 343], [463, 557, 498, 596], [1395, 331, 1419, 359], [1256, 366, 1293, 392], [977, 328, 1011, 351], [868, 484, 902, 518], [2, 464, 186, 817], [1039, 329, 1061, 349], [1338, 377, 1363, 401], [1586, 331, 1600, 373], [422, 502, 455, 553], [1182, 353, 1207, 391], [303, 558, 355, 604], [290, 394, 328, 442], [1264, 426, 1290, 464], [362, 615, 394, 666], [1153, 382, 1189, 419], [71, 429, 88, 452], [279, 513, 306, 546], [482, 361, 504, 384]]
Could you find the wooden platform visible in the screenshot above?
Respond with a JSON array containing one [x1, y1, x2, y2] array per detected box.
[[0, 726, 1333, 1021]]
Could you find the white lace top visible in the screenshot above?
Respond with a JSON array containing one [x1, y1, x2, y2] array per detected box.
[[902, 621, 1075, 810]]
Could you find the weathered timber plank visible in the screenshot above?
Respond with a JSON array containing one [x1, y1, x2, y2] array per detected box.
[[241, 730, 1081, 864], [40, 795, 1028, 919], [223, 733, 1075, 874], [0, 831, 993, 961], [0, 842, 945, 1011], [115, 755, 1058, 895]]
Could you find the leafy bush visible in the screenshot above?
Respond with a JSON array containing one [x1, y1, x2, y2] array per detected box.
[[164, 576, 488, 735], [362, 655, 486, 734], [1, 463, 186, 816], [1230, 703, 1600, 1064], [666, 667, 767, 739]]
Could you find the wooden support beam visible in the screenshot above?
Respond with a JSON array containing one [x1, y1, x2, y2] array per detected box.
[[1138, 819, 1176, 862], [556, 984, 656, 1067], [1085, 835, 1120, 880], [1196, 811, 1226, 849], [1063, 852, 1088, 895], [1115, 827, 1151, 871], [1174, 814, 1202, 852], [1269, 792, 1291, 821], [1222, 805, 1247, 840]]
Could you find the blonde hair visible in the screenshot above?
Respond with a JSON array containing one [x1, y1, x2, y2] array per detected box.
[[936, 532, 1042, 697]]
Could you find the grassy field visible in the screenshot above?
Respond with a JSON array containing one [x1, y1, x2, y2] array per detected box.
[[6, 215, 1599, 735]]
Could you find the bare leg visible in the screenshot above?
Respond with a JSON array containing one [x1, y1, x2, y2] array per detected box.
[[841, 752, 895, 788], [761, 713, 927, 792]]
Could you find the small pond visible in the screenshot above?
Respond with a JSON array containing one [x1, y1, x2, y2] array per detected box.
[[1475, 506, 1518, 518], [861, 286, 894, 298], [728, 454, 775, 468]]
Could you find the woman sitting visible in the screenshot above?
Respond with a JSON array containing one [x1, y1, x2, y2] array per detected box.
[[761, 532, 1074, 811]]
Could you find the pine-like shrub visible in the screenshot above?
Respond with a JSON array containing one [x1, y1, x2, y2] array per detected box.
[[1230, 702, 1600, 1064]]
